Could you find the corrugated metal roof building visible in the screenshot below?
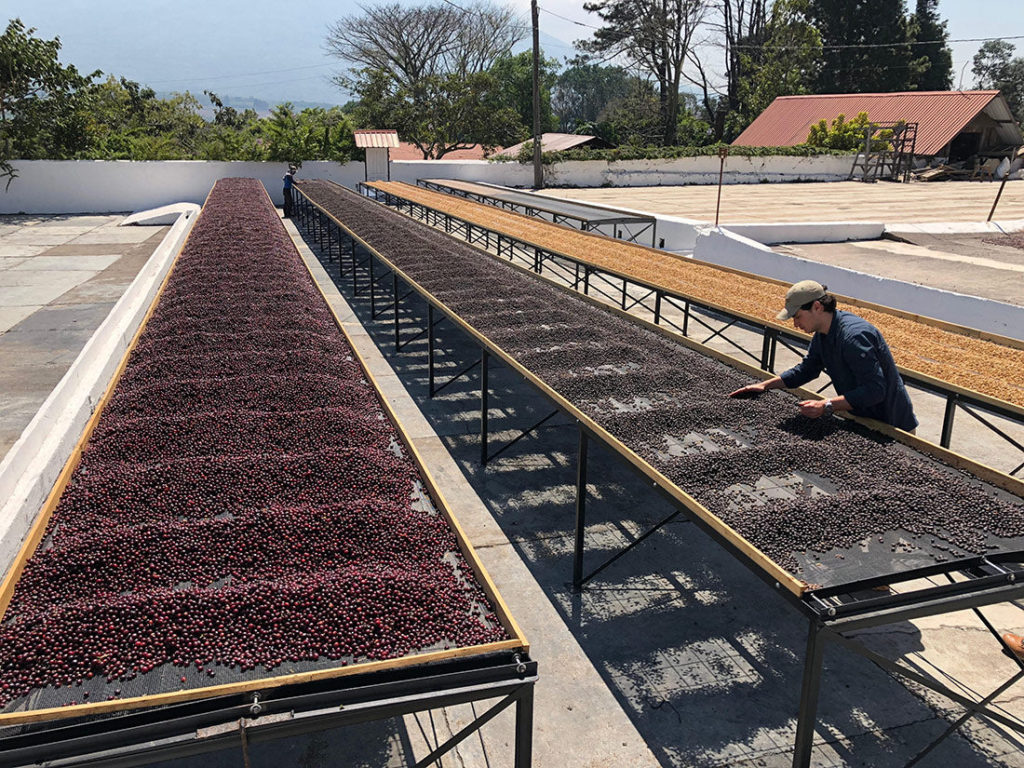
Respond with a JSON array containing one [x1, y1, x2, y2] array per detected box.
[[733, 91, 1022, 158], [353, 129, 401, 149], [493, 133, 613, 158]]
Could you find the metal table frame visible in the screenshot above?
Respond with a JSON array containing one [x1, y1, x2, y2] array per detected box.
[[418, 178, 659, 247], [0, 653, 536, 768], [295, 184, 1024, 768], [362, 182, 1024, 479]]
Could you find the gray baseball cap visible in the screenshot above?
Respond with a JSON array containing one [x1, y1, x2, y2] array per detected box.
[[777, 280, 827, 321]]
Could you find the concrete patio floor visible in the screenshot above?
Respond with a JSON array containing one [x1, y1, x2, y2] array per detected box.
[[538, 180, 1024, 225], [0, 214, 169, 460]]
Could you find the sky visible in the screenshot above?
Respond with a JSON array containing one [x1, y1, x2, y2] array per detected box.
[[4, 0, 1023, 107]]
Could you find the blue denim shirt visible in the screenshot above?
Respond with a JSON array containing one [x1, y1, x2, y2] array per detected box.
[[779, 310, 918, 431]]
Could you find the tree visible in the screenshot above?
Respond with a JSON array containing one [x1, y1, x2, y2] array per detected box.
[[326, 2, 522, 89], [579, 0, 709, 145], [551, 60, 632, 133], [351, 68, 521, 158], [490, 51, 558, 136], [261, 104, 357, 164], [725, 0, 822, 138], [807, 0, 924, 93], [972, 40, 1024, 121], [597, 78, 664, 145], [908, 0, 952, 90], [719, 1, 769, 125], [80, 78, 207, 160], [326, 2, 524, 156], [0, 18, 99, 187]]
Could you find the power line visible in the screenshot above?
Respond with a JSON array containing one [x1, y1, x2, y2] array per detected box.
[[539, 6, 601, 30], [733, 34, 1024, 51]]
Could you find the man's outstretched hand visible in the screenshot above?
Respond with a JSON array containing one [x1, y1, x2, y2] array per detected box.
[[728, 383, 765, 399]]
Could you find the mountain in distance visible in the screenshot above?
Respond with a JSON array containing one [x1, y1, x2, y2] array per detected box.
[[156, 92, 347, 120]]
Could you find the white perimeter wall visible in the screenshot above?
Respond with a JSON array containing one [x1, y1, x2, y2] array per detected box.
[[3, 155, 852, 214], [694, 227, 1024, 342]]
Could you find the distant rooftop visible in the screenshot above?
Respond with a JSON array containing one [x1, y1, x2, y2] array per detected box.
[[733, 90, 1022, 155], [494, 132, 613, 158], [353, 129, 400, 149]]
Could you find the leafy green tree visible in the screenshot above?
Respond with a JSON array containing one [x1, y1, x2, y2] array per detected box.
[[726, 0, 822, 138], [552, 61, 632, 133], [808, 0, 924, 93], [352, 68, 521, 158], [0, 18, 100, 186], [972, 40, 1024, 121], [327, 2, 524, 157], [261, 104, 357, 164], [489, 51, 558, 136], [597, 79, 664, 146], [908, 0, 952, 90], [579, 0, 709, 145], [196, 92, 263, 161], [80, 78, 206, 160]]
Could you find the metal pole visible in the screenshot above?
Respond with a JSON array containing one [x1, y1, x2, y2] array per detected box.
[[715, 146, 729, 227], [791, 621, 826, 768], [393, 272, 400, 351], [988, 152, 1014, 221], [514, 685, 535, 768], [480, 350, 490, 466], [572, 427, 589, 591], [427, 304, 436, 397], [940, 394, 957, 448], [369, 250, 376, 315], [351, 237, 359, 295], [531, 0, 543, 190]]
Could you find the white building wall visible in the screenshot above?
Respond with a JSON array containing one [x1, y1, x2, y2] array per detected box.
[[2, 155, 853, 214]]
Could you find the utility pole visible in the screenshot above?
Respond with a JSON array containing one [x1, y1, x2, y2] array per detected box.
[[531, 0, 543, 189]]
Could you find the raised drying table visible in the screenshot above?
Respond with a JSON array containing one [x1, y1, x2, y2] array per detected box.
[[0, 179, 534, 767], [296, 179, 1024, 768], [418, 178, 658, 247], [366, 180, 1024, 478]]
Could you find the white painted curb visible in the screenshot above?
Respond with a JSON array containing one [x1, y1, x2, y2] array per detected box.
[[0, 205, 199, 576], [694, 227, 1024, 341]]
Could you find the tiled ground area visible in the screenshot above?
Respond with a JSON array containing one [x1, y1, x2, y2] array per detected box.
[[0, 215, 169, 459], [539, 180, 1024, 224]]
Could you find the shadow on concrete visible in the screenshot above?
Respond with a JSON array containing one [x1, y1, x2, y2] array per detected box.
[[302, 232, 1021, 767]]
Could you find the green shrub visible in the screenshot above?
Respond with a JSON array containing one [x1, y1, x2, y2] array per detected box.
[[806, 112, 896, 151], [489, 141, 855, 164]]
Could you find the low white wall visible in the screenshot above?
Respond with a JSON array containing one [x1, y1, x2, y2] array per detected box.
[[543, 153, 852, 187], [4, 156, 853, 214], [724, 222, 885, 245], [1, 161, 365, 214], [0, 207, 198, 576], [694, 227, 1024, 341]]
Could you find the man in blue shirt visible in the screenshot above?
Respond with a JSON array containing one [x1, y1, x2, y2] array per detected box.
[[728, 280, 918, 432], [282, 165, 297, 218]]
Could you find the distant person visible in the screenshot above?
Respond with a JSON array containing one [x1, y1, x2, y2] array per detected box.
[[728, 280, 918, 432], [282, 164, 297, 217]]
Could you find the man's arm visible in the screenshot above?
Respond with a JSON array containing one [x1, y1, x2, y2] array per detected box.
[[728, 375, 786, 398], [728, 336, 824, 399]]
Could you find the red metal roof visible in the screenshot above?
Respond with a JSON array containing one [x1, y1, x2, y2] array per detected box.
[[389, 142, 493, 160], [733, 91, 1020, 155], [353, 129, 400, 148]]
